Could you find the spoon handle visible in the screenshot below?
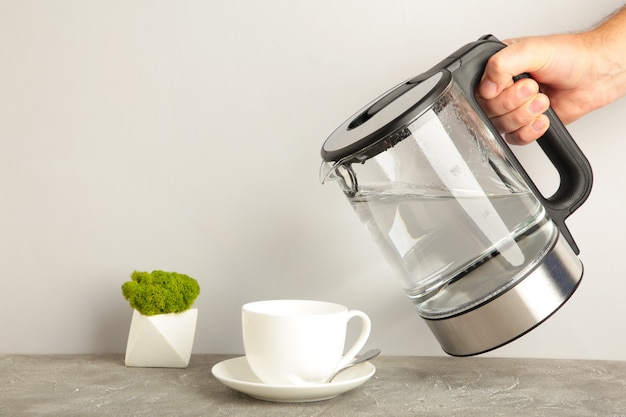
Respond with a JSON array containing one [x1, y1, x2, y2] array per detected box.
[[326, 348, 381, 383]]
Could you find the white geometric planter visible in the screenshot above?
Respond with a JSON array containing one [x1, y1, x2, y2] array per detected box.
[[124, 308, 198, 368]]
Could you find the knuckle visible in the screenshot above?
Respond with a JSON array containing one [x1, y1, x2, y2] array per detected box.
[[510, 108, 532, 125]]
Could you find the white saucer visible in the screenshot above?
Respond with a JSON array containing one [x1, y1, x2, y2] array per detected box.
[[211, 356, 376, 403]]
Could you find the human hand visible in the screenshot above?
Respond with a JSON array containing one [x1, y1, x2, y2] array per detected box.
[[477, 34, 596, 145], [477, 17, 626, 145]]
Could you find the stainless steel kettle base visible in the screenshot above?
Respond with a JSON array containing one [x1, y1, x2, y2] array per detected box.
[[423, 234, 583, 356]]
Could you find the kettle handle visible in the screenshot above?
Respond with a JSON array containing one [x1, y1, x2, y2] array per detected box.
[[528, 105, 593, 254], [444, 36, 593, 254]]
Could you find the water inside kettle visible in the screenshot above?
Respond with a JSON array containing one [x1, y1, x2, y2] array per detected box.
[[350, 187, 557, 319]]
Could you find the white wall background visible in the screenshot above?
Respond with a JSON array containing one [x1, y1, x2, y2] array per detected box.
[[1, 0, 625, 359]]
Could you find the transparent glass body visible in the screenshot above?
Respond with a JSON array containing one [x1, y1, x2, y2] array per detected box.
[[323, 81, 557, 319]]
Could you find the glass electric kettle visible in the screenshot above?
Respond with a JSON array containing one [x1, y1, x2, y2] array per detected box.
[[320, 35, 593, 356]]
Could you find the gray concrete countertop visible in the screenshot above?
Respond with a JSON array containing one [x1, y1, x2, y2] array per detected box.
[[2, 354, 626, 416]]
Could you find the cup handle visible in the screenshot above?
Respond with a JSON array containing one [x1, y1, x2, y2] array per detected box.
[[336, 310, 372, 370]]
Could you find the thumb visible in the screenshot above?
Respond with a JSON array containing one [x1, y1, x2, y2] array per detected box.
[[478, 39, 547, 99]]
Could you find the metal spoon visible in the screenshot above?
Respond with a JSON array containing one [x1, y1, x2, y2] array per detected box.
[[326, 348, 381, 383]]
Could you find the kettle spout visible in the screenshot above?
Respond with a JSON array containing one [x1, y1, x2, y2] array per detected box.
[[319, 161, 336, 185], [319, 161, 358, 196]]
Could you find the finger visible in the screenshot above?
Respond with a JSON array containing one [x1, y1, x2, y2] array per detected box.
[[504, 114, 550, 145], [478, 40, 549, 99], [489, 93, 550, 134], [477, 78, 540, 118]]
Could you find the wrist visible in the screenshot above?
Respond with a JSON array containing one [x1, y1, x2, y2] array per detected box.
[[584, 9, 626, 106]]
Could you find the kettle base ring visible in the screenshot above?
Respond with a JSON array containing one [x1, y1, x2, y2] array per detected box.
[[423, 233, 583, 356]]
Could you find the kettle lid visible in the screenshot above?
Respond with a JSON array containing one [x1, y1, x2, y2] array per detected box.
[[321, 70, 451, 163]]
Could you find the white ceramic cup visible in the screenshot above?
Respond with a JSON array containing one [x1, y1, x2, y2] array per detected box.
[[242, 299, 371, 385]]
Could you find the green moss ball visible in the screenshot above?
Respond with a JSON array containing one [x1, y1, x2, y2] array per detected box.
[[121, 270, 200, 316]]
